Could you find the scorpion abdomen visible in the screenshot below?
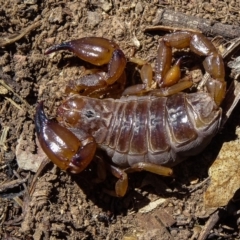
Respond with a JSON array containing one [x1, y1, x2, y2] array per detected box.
[[58, 93, 221, 167]]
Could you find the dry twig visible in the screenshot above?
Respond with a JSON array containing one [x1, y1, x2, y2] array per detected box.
[[0, 80, 31, 109], [151, 9, 240, 39], [0, 173, 29, 192], [0, 21, 41, 48], [198, 209, 226, 240]]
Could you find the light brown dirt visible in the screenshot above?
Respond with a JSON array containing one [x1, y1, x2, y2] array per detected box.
[[0, 1, 240, 239]]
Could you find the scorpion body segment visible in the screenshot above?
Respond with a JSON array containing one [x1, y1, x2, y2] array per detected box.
[[57, 92, 221, 168], [36, 31, 226, 196]]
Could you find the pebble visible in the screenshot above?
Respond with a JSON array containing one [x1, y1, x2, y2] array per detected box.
[[87, 11, 102, 27]]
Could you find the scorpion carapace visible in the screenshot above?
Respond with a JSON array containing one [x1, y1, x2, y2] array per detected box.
[[36, 31, 225, 197]]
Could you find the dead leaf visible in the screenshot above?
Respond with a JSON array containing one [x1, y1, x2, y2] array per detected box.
[[16, 133, 46, 172], [139, 198, 166, 213], [204, 127, 240, 209]]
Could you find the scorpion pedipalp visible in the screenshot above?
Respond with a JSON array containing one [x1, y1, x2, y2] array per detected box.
[[45, 37, 127, 97], [35, 102, 97, 174]]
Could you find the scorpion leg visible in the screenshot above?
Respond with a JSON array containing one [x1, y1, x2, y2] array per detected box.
[[92, 155, 128, 197], [122, 60, 192, 97], [103, 164, 128, 197], [155, 39, 183, 87], [124, 162, 173, 176], [123, 39, 191, 96], [35, 102, 97, 174], [150, 76, 193, 97], [122, 63, 154, 95], [103, 162, 173, 197], [45, 37, 127, 96]]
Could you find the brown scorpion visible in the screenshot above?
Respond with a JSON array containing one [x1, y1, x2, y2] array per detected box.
[[35, 31, 226, 197]]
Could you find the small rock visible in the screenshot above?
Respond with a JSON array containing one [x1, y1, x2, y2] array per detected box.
[[24, 0, 37, 4], [87, 11, 102, 27], [0, 86, 8, 94], [16, 133, 46, 172], [48, 7, 63, 24], [99, 0, 112, 12], [135, 2, 143, 14], [170, 229, 178, 237]]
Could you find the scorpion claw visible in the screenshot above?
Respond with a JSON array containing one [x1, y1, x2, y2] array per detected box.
[[35, 102, 97, 174], [45, 37, 127, 96], [45, 37, 118, 65]]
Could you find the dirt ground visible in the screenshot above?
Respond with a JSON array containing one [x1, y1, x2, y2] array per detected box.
[[1, 0, 240, 239]]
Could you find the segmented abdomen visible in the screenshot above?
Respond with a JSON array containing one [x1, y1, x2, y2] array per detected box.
[[58, 92, 221, 167]]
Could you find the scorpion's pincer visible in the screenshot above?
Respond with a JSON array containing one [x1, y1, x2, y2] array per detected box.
[[35, 102, 97, 174]]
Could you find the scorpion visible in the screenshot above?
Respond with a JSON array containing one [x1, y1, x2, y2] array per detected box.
[[35, 31, 226, 197]]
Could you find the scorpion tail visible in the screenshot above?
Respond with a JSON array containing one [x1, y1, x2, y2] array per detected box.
[[35, 102, 97, 174]]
